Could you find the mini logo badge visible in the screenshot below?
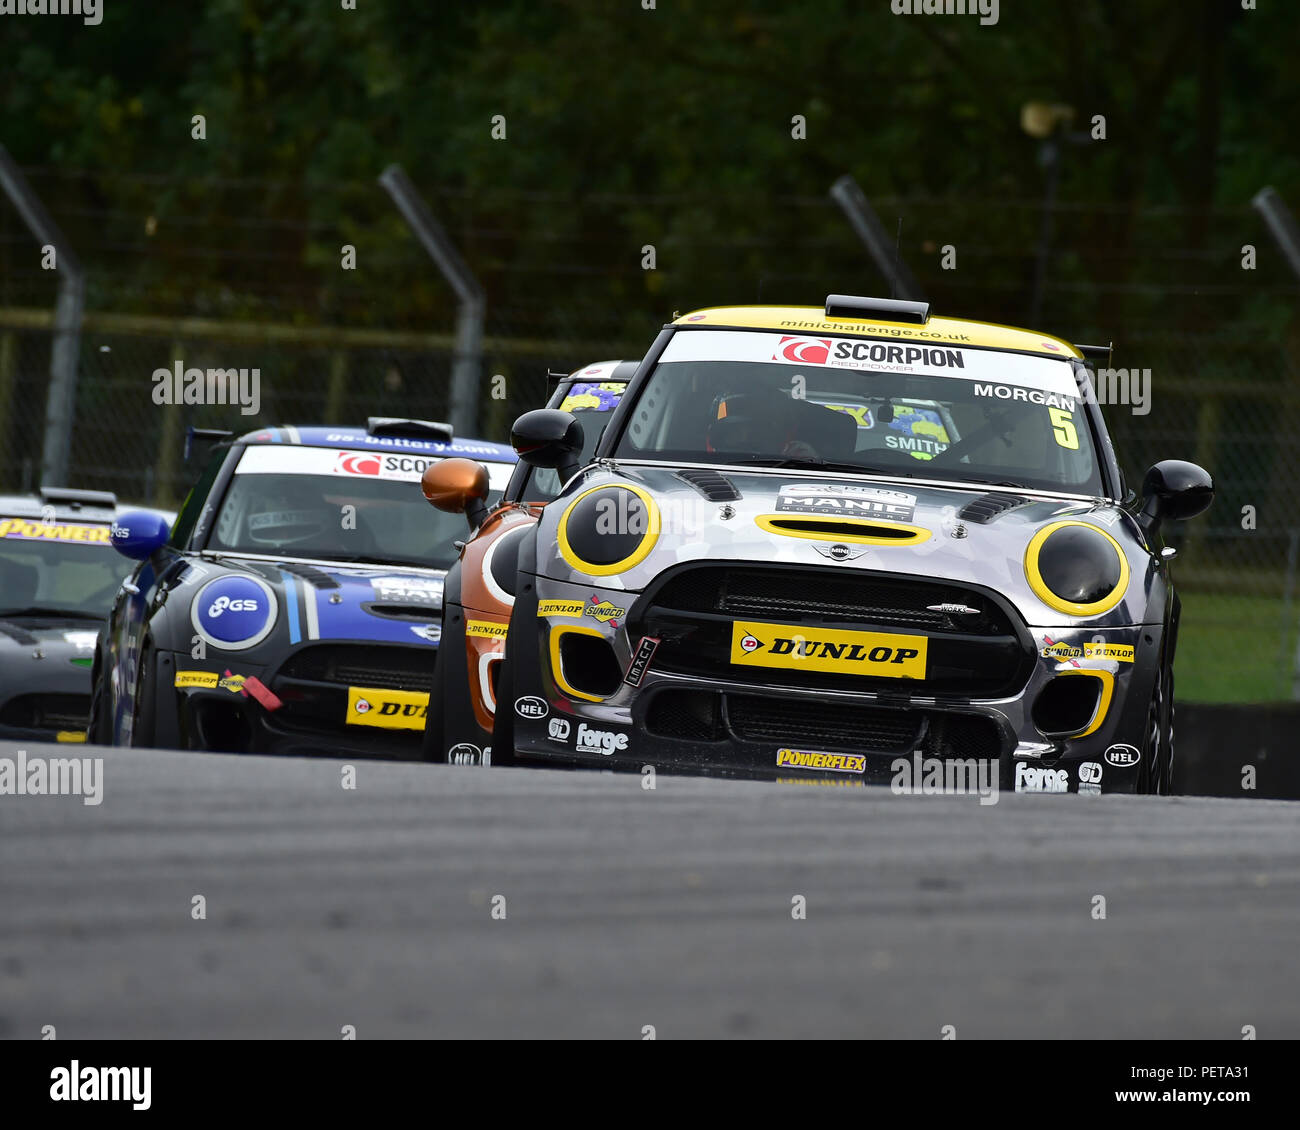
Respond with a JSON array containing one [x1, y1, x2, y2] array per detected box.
[[1105, 743, 1141, 767], [515, 696, 548, 719], [548, 718, 570, 741], [927, 603, 980, 615], [813, 542, 867, 562]]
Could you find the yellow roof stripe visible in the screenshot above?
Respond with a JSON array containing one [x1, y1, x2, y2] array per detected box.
[[673, 305, 1081, 358]]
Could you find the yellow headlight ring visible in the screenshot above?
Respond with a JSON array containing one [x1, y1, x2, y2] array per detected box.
[[557, 483, 661, 577], [1024, 520, 1130, 617]]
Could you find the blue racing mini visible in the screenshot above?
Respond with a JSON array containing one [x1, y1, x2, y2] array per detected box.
[[88, 420, 516, 758]]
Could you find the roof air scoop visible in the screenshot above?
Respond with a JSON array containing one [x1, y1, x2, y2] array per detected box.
[[824, 294, 931, 325]]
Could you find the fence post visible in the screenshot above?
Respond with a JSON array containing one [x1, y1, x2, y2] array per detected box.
[[0, 144, 85, 487], [829, 175, 925, 302], [379, 165, 485, 436], [326, 350, 348, 423]]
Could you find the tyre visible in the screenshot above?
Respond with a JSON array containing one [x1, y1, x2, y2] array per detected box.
[[85, 648, 111, 746], [129, 638, 158, 748]]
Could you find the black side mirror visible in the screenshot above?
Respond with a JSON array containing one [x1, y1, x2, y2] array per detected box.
[[1138, 459, 1213, 533], [511, 409, 585, 486]]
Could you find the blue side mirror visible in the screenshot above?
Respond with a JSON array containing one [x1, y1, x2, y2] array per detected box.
[[110, 510, 171, 560]]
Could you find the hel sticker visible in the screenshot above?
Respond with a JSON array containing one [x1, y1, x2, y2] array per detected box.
[[175, 670, 220, 689], [776, 748, 866, 774], [730, 620, 927, 679], [624, 636, 661, 687], [1104, 743, 1141, 768], [537, 600, 586, 619], [0, 518, 111, 544], [466, 620, 509, 638], [346, 686, 429, 731], [514, 696, 548, 719], [776, 483, 917, 523]]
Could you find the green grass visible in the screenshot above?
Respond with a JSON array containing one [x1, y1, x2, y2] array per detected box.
[[1175, 591, 1299, 703]]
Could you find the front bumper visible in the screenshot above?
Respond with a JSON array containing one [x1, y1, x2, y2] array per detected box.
[[155, 644, 435, 759], [504, 569, 1163, 794]]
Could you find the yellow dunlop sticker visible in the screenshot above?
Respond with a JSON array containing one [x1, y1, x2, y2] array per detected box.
[[175, 670, 220, 689], [537, 600, 585, 618], [0, 518, 111, 543], [466, 620, 509, 638], [776, 749, 866, 774], [1041, 641, 1135, 663], [731, 620, 926, 679], [55, 731, 87, 743], [346, 686, 429, 730]]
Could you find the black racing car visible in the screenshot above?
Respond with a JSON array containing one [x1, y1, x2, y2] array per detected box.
[[0, 487, 173, 745], [88, 420, 517, 758]]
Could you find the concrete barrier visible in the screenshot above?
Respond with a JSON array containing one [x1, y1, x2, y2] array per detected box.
[[1175, 703, 1300, 799]]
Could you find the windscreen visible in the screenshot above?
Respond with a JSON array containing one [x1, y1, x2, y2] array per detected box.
[[0, 517, 124, 619], [612, 330, 1103, 495], [207, 446, 515, 569]]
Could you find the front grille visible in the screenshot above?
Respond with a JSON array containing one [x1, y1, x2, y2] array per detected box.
[[642, 688, 1004, 760], [277, 644, 434, 692], [646, 565, 1010, 634], [632, 564, 1033, 699], [728, 695, 923, 752], [0, 693, 90, 731]]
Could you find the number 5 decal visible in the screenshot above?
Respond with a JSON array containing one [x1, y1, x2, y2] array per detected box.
[[1049, 407, 1079, 450]]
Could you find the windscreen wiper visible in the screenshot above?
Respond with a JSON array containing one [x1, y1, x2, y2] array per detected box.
[[727, 456, 901, 476]]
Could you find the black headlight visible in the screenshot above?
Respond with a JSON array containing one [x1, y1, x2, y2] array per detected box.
[[1024, 521, 1130, 616], [557, 484, 660, 576]]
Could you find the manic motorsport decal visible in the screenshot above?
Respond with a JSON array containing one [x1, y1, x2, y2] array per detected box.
[[776, 483, 918, 523]]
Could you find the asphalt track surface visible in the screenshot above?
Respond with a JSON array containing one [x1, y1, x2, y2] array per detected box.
[[1, 739, 1297, 1039]]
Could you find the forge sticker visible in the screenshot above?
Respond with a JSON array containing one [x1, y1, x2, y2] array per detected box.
[[776, 748, 866, 774], [731, 620, 926, 679], [776, 483, 917, 523]]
